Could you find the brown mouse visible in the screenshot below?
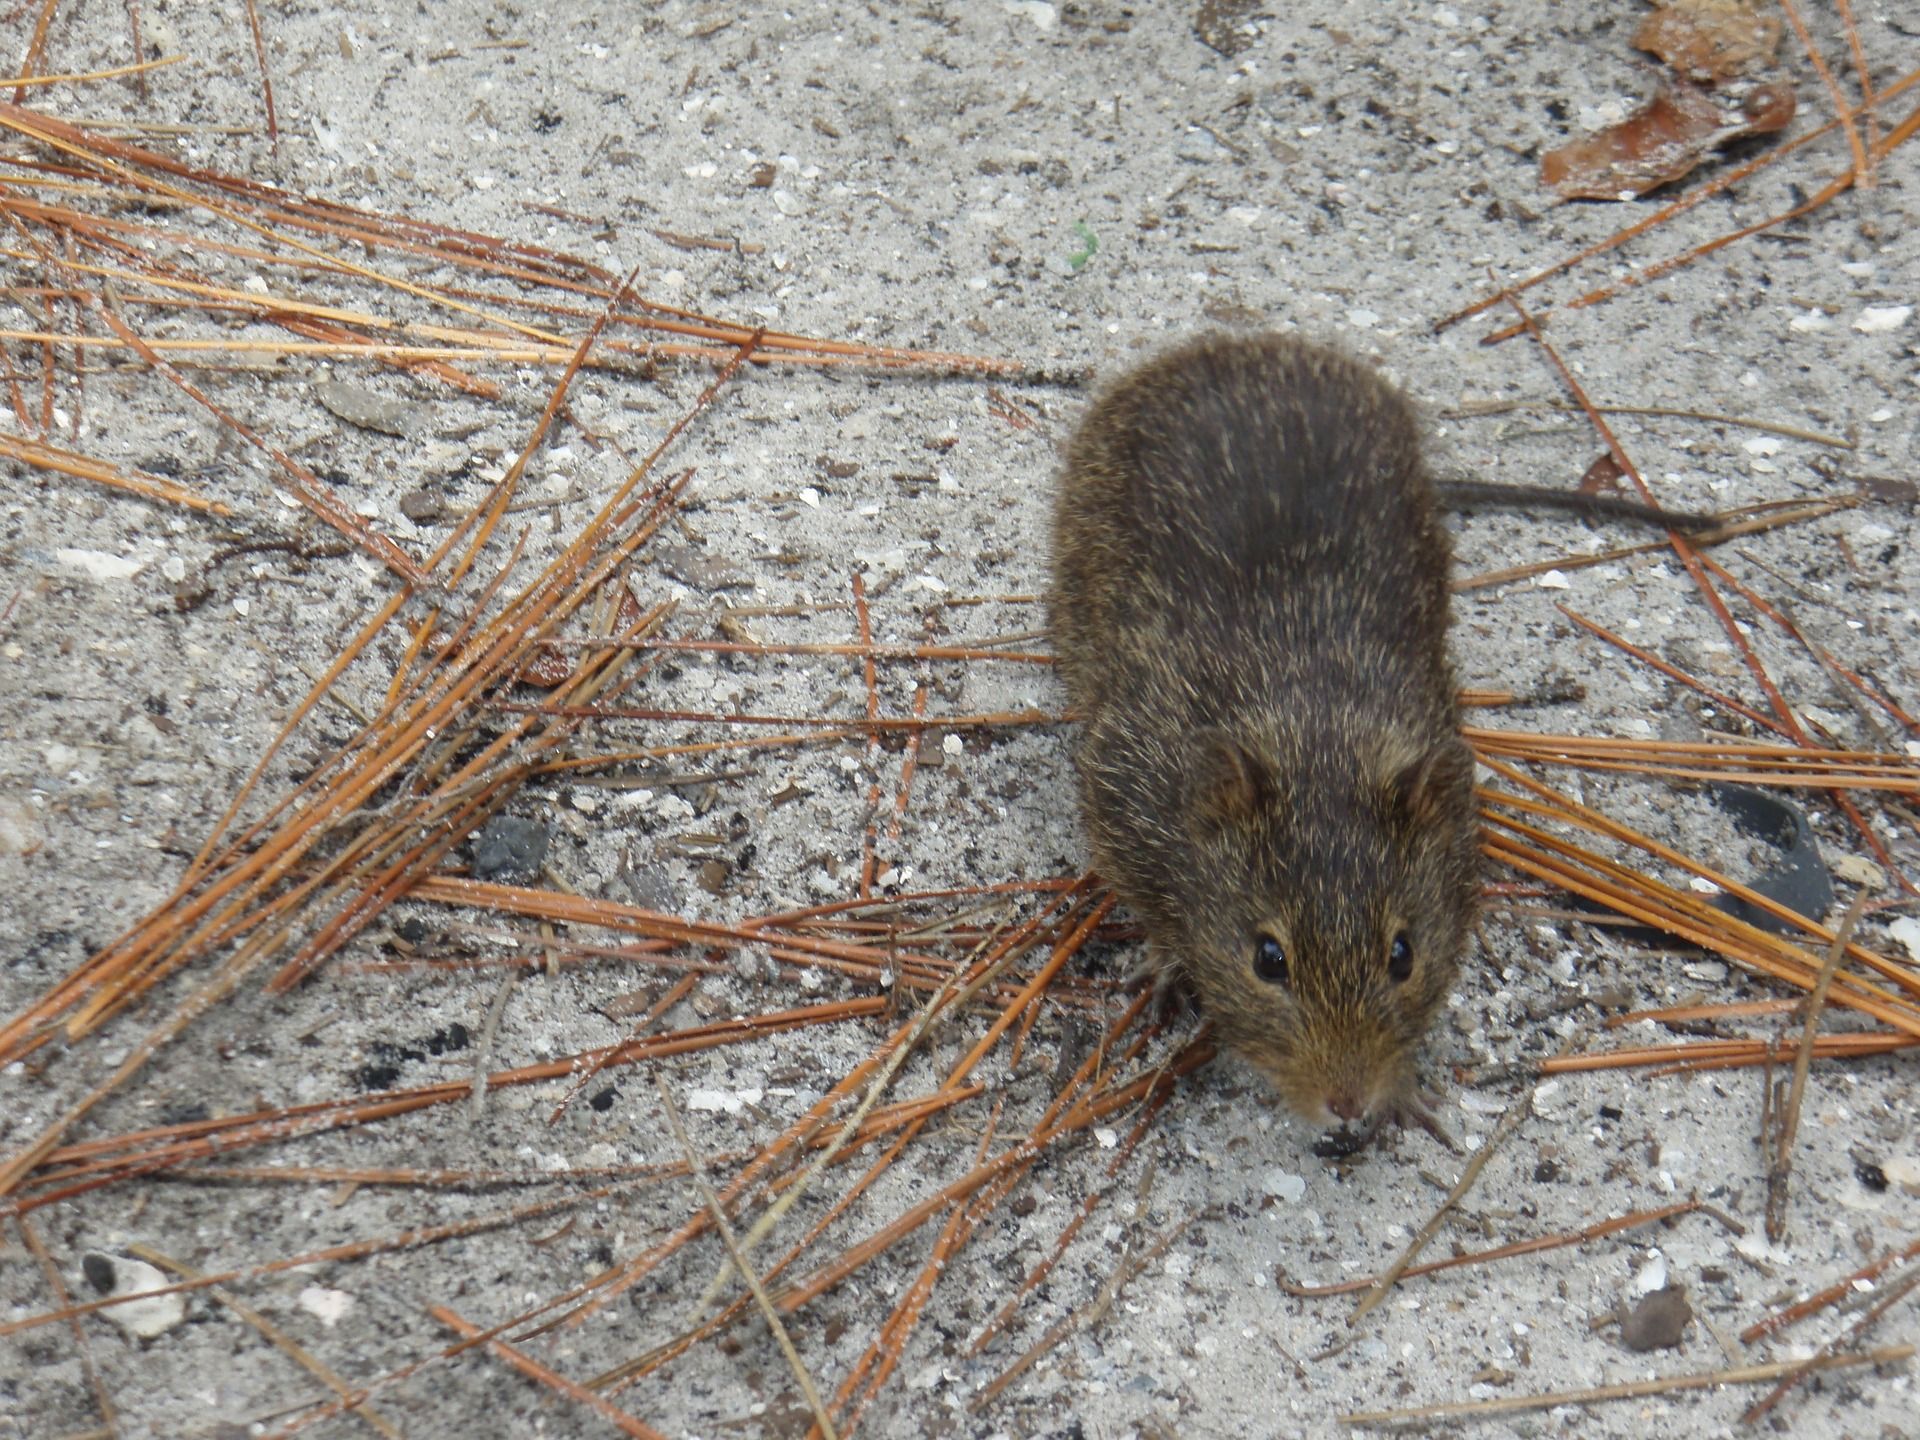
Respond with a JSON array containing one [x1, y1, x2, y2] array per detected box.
[[1048, 333, 1480, 1132]]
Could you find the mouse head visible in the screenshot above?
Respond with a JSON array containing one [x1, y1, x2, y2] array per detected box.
[[1174, 725, 1480, 1129]]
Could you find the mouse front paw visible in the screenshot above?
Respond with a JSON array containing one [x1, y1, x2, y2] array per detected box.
[[1379, 1085, 1459, 1152]]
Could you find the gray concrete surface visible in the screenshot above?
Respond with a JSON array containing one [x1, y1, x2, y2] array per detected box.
[[2, 3, 1917, 1437]]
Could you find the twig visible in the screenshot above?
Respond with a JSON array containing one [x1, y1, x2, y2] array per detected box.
[[549, 972, 700, 1123], [1777, 0, 1866, 184], [545, 897, 1089, 1336], [1, 1171, 674, 1338], [131, 1245, 400, 1439], [1742, 1235, 1920, 1343], [697, 921, 1016, 1307], [2, 53, 187, 88], [1441, 397, 1854, 450], [1339, 1347, 1912, 1426], [240, 0, 279, 150], [655, 1078, 840, 1440], [970, 1212, 1201, 1412], [1466, 725, 1920, 793], [18, 1215, 117, 1435], [1280, 1198, 1705, 1297], [468, 967, 519, 1121], [964, 996, 1168, 1358], [431, 1306, 668, 1440], [1742, 1270, 1920, 1424], [1766, 893, 1869, 1241], [1477, 759, 1920, 1020], [852, 570, 883, 900], [7, 1000, 884, 1213], [1431, 67, 1920, 334], [1347, 1056, 1562, 1326]]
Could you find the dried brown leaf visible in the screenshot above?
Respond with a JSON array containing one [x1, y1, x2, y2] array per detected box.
[[1635, 1, 1783, 82], [1542, 80, 1795, 201]]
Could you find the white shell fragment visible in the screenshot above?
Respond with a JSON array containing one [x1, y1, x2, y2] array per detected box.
[[298, 1284, 356, 1328], [1853, 305, 1912, 334], [1888, 917, 1920, 964], [686, 1088, 765, 1115], [54, 548, 144, 581], [81, 1253, 186, 1340]]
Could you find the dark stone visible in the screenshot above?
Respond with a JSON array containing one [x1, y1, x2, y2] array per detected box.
[[472, 815, 549, 882]]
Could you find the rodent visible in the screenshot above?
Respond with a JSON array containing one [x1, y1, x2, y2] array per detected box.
[[1433, 479, 1717, 533], [1048, 333, 1481, 1132]]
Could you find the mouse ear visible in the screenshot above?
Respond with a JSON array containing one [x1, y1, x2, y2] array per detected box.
[[1189, 728, 1275, 825], [1389, 735, 1475, 824]]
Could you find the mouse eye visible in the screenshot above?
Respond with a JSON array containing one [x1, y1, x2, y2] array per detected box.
[[1252, 935, 1289, 985], [1387, 930, 1414, 984]]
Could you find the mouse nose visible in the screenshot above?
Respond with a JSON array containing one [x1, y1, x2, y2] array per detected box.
[[1327, 1091, 1364, 1124]]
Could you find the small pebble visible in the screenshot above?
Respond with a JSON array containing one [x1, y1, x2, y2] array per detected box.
[[471, 815, 549, 881], [1620, 1285, 1691, 1352]]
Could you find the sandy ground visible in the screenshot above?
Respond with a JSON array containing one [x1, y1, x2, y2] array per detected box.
[[3, 2, 1918, 1437]]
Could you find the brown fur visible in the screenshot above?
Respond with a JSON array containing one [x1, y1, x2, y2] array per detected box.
[[1048, 333, 1481, 1126]]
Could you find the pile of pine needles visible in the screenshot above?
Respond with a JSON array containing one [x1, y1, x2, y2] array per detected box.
[[4, 12, 1919, 1430]]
